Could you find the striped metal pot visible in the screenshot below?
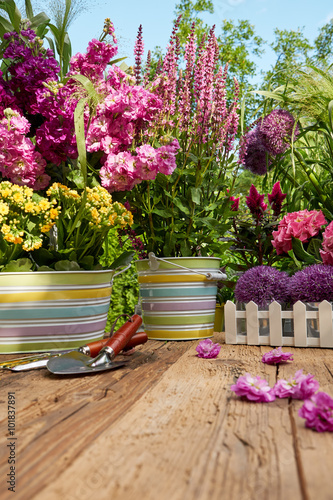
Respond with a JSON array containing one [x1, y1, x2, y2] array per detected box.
[[135, 256, 224, 340], [0, 269, 116, 354]]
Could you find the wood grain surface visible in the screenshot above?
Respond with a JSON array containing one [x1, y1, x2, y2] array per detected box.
[[0, 333, 332, 500]]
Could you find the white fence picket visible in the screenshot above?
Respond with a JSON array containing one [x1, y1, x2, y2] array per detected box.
[[224, 300, 333, 348]]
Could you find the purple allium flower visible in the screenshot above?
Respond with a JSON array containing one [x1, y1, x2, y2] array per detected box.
[[230, 373, 276, 402], [267, 181, 287, 217], [262, 347, 294, 365], [196, 339, 221, 358], [239, 128, 270, 175], [289, 264, 333, 303], [245, 184, 267, 218], [234, 265, 291, 309], [298, 392, 333, 432], [273, 369, 320, 400], [258, 109, 299, 156]]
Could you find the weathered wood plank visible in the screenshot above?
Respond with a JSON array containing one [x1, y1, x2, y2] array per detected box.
[[0, 340, 193, 500], [26, 337, 302, 500]]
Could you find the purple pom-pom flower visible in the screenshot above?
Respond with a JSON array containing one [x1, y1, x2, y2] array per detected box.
[[273, 369, 319, 400], [298, 392, 333, 432], [196, 339, 221, 359], [262, 347, 294, 365], [234, 265, 291, 309], [230, 373, 276, 402], [289, 264, 333, 303]]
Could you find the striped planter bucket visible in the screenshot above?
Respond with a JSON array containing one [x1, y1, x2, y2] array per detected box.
[[135, 255, 225, 340], [0, 269, 116, 354]]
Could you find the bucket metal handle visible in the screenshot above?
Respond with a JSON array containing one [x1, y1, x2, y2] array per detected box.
[[111, 263, 132, 284], [148, 252, 226, 281]]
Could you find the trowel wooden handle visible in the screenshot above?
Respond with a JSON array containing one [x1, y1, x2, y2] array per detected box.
[[104, 314, 143, 357], [83, 330, 145, 358], [122, 331, 148, 351]]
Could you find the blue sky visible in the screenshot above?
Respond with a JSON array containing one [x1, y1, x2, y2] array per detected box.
[[69, 0, 333, 83]]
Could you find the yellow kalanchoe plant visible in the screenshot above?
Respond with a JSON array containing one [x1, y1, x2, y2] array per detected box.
[[0, 181, 133, 272]]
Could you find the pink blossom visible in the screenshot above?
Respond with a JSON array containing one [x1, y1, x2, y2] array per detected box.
[[262, 347, 294, 365], [267, 181, 287, 217], [135, 144, 158, 181], [230, 195, 240, 211], [273, 369, 319, 400], [272, 209, 327, 255], [245, 184, 268, 218], [196, 339, 221, 359], [230, 373, 276, 402], [298, 392, 333, 432], [100, 151, 139, 192], [320, 221, 333, 265]]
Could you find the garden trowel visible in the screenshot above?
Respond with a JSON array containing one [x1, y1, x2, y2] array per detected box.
[[4, 331, 148, 371], [47, 314, 142, 375]]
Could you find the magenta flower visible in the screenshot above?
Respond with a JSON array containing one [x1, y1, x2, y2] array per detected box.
[[272, 209, 327, 255], [230, 373, 276, 402], [230, 195, 240, 211], [246, 184, 268, 218], [262, 347, 294, 365], [196, 339, 221, 359], [273, 369, 320, 400], [267, 181, 287, 217], [239, 127, 270, 176], [320, 221, 333, 265], [298, 392, 333, 432]]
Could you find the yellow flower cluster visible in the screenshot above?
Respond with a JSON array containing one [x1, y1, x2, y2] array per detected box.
[[0, 181, 61, 252], [85, 186, 133, 229]]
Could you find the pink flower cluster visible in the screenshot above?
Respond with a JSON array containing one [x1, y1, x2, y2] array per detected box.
[[320, 221, 333, 265], [230, 350, 333, 432], [261, 347, 293, 365], [230, 374, 276, 402], [272, 209, 327, 255], [0, 110, 49, 189], [0, 23, 180, 192], [231, 369, 319, 403], [196, 339, 221, 359], [274, 369, 319, 400], [299, 392, 333, 432]]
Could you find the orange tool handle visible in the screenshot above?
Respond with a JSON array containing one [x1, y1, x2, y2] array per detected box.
[[104, 314, 142, 357]]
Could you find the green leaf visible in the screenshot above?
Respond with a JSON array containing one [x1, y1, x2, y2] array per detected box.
[[110, 251, 135, 270], [291, 238, 317, 264], [2, 258, 33, 272], [190, 187, 201, 204], [54, 260, 81, 271], [152, 208, 173, 217], [67, 169, 85, 189], [172, 197, 190, 215], [73, 98, 87, 185]]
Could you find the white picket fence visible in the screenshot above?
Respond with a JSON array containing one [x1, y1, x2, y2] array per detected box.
[[224, 300, 333, 348]]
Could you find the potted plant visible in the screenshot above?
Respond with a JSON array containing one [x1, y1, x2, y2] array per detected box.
[[0, 10, 182, 351]]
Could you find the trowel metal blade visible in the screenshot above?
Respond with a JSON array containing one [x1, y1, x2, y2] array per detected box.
[[46, 350, 126, 375]]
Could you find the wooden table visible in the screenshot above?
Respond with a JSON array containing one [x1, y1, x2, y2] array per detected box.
[[1, 332, 333, 500]]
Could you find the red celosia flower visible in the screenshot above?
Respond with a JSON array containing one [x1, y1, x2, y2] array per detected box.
[[267, 181, 287, 217], [245, 184, 268, 218]]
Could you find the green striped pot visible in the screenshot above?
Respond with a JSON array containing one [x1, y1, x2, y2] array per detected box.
[[135, 256, 222, 340], [0, 269, 115, 354]]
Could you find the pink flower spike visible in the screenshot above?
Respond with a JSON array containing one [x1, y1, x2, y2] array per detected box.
[[273, 369, 320, 400], [298, 392, 333, 432], [196, 339, 220, 359], [262, 347, 293, 365], [230, 373, 276, 402]]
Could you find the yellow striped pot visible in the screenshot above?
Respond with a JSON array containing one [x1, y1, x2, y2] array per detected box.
[[135, 256, 223, 340], [0, 269, 116, 354]]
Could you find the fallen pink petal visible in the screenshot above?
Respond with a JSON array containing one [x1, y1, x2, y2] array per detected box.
[[274, 369, 319, 400], [196, 339, 221, 359], [230, 373, 276, 402], [298, 392, 333, 432], [262, 346, 294, 365]]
